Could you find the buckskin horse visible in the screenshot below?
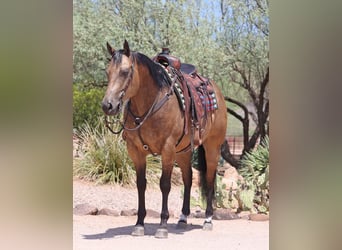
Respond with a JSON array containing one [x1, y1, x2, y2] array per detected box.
[[102, 40, 227, 238]]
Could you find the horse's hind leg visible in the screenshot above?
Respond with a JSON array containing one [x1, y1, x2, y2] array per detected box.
[[202, 144, 222, 231], [175, 152, 192, 228]]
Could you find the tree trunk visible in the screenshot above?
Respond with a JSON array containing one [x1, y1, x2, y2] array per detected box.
[[221, 81, 268, 169]]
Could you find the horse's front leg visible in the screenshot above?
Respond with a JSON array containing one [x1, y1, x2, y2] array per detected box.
[[155, 152, 175, 238], [131, 163, 147, 236], [128, 146, 147, 236]]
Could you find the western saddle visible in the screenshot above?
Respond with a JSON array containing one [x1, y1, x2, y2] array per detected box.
[[152, 48, 218, 148]]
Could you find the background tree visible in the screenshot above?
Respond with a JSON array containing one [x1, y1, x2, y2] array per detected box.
[[217, 0, 269, 168], [73, 0, 269, 169]]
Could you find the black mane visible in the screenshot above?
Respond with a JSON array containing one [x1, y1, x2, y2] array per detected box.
[[110, 50, 171, 89], [133, 52, 172, 89], [110, 49, 171, 89]]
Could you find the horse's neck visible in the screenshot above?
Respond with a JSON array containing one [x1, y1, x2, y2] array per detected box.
[[129, 69, 160, 116]]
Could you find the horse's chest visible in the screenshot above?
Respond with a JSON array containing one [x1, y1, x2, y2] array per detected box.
[[122, 122, 171, 155]]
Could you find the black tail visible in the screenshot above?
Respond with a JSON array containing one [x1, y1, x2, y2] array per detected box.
[[197, 145, 208, 198]]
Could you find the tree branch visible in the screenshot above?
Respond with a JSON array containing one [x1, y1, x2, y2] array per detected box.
[[224, 96, 250, 151], [257, 66, 269, 138], [220, 139, 240, 169]]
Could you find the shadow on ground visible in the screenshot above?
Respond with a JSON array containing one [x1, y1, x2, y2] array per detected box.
[[82, 222, 203, 239]]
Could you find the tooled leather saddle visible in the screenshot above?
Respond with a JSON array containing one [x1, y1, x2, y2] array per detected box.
[[152, 48, 218, 148]]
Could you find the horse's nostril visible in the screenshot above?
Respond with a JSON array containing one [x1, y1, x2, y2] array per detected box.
[[108, 102, 113, 110], [102, 101, 113, 113]]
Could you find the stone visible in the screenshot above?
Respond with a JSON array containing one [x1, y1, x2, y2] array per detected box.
[[120, 208, 138, 216], [146, 209, 160, 218], [171, 167, 183, 185], [213, 209, 239, 220], [97, 208, 120, 216], [73, 203, 98, 215], [217, 162, 230, 176], [192, 167, 200, 187], [238, 211, 251, 220], [249, 213, 269, 221], [222, 166, 244, 190], [190, 210, 205, 218]]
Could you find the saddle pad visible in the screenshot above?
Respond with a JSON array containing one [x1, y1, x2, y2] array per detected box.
[[184, 74, 218, 114], [200, 89, 218, 112]]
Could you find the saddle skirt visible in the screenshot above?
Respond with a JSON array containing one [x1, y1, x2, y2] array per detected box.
[[152, 49, 219, 146]]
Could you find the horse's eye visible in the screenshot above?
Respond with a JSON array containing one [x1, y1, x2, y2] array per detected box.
[[119, 69, 129, 77]]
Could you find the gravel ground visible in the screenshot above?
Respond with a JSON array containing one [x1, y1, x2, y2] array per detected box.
[[73, 179, 269, 250], [73, 179, 184, 215], [73, 215, 269, 250]]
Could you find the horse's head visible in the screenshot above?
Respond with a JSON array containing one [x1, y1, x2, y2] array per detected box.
[[102, 40, 137, 116]]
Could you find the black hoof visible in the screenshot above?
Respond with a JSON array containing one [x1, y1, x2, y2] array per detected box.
[[202, 221, 213, 231], [132, 225, 144, 236], [155, 228, 168, 238], [176, 220, 188, 229]]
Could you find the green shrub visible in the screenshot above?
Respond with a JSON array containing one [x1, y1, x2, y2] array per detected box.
[[74, 120, 135, 185], [73, 84, 105, 129], [184, 173, 232, 210], [73, 119, 162, 186], [238, 136, 269, 213], [183, 137, 269, 213]]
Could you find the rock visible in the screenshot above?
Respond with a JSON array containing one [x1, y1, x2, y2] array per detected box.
[[222, 166, 243, 190], [213, 209, 239, 220], [120, 208, 138, 216], [97, 208, 120, 216], [192, 167, 200, 187], [146, 209, 160, 218], [217, 162, 230, 176], [171, 167, 183, 185], [190, 210, 205, 218], [249, 213, 269, 221], [238, 211, 251, 220], [73, 203, 98, 215]]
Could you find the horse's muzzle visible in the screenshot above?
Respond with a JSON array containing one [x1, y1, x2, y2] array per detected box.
[[102, 100, 121, 116]]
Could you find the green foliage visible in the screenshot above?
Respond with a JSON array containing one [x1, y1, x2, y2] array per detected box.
[[186, 174, 232, 210], [74, 120, 135, 185], [214, 175, 230, 208], [73, 119, 162, 186], [73, 0, 269, 134], [73, 84, 105, 129], [218, 0, 269, 101], [238, 136, 269, 213], [182, 136, 269, 213], [73, 0, 252, 98], [189, 188, 207, 210]]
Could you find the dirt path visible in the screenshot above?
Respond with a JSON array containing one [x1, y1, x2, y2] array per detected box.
[[74, 215, 268, 250], [73, 180, 269, 250]]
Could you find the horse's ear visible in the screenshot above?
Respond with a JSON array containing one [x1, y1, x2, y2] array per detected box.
[[106, 42, 115, 55], [123, 40, 130, 57]]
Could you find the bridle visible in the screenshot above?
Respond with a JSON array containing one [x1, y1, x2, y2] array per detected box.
[[104, 58, 175, 135], [104, 61, 190, 154], [104, 57, 135, 134]]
